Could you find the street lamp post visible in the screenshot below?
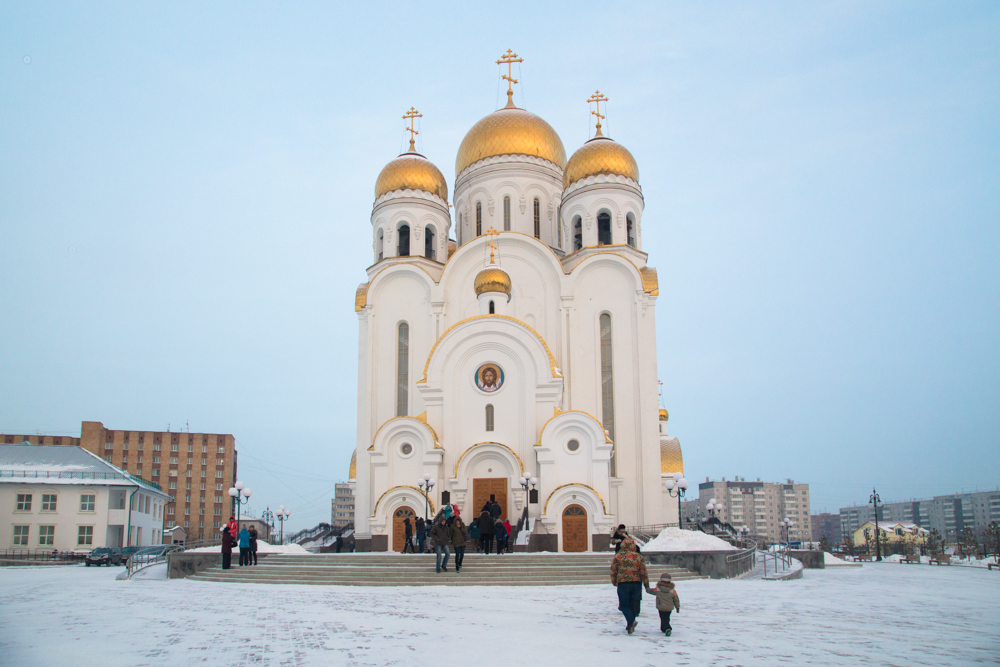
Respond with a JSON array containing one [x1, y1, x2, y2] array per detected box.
[[781, 517, 792, 544], [870, 487, 883, 562], [519, 474, 537, 533], [276, 505, 290, 544], [262, 507, 275, 543], [664, 473, 689, 528], [417, 475, 435, 522], [228, 480, 252, 528]]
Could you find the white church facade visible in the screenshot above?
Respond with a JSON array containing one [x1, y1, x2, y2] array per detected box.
[[349, 56, 684, 552]]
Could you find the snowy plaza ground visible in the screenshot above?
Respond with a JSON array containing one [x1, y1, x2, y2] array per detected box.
[[1, 561, 998, 667]]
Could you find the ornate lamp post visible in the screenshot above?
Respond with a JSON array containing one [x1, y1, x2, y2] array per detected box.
[[228, 480, 252, 528], [417, 475, 435, 522], [261, 507, 275, 543], [781, 517, 792, 544], [519, 474, 537, 532], [870, 487, 883, 561], [664, 473, 689, 527], [276, 505, 290, 544]]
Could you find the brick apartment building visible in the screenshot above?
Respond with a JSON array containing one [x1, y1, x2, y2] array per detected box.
[[811, 512, 840, 544], [1, 421, 237, 543], [697, 477, 812, 544]]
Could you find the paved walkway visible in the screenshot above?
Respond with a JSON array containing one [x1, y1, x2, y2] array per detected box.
[[0, 562, 997, 666]]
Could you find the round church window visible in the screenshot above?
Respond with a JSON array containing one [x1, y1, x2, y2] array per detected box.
[[567, 439, 580, 452], [400, 443, 413, 456]]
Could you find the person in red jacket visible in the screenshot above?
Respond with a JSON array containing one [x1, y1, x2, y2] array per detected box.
[[227, 516, 238, 537]]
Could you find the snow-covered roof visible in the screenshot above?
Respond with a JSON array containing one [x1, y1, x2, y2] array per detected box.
[[0, 443, 168, 497]]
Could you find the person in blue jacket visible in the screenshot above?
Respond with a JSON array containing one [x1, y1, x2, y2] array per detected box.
[[238, 526, 251, 566]]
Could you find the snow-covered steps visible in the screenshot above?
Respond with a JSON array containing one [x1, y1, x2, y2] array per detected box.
[[185, 552, 705, 586]]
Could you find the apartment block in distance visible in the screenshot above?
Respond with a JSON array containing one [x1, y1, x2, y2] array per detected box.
[[2, 421, 237, 543], [840, 490, 1000, 542], [332, 483, 355, 530], [698, 477, 812, 544]]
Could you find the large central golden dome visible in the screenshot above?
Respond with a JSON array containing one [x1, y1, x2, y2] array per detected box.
[[456, 104, 566, 177], [375, 151, 449, 202], [563, 135, 639, 190]]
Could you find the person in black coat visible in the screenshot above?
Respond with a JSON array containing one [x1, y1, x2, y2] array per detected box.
[[402, 517, 415, 553], [478, 510, 494, 554], [490, 501, 502, 520], [415, 517, 427, 553], [494, 518, 507, 555], [248, 525, 259, 565], [220, 527, 234, 570]]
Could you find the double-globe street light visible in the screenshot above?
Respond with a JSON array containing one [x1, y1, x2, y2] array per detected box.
[[228, 480, 252, 529], [519, 474, 538, 533], [261, 507, 275, 543], [276, 505, 290, 544], [417, 474, 435, 522], [780, 517, 792, 544], [664, 473, 689, 527]]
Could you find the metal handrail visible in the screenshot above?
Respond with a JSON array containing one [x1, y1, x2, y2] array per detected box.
[[126, 545, 184, 578], [761, 542, 793, 577], [725, 538, 758, 578]]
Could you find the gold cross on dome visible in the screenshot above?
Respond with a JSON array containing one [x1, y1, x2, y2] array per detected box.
[[496, 49, 524, 108], [587, 90, 609, 137], [402, 106, 422, 152], [485, 225, 501, 264]]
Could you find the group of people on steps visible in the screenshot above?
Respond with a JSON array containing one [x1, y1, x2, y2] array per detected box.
[[219, 516, 259, 569]]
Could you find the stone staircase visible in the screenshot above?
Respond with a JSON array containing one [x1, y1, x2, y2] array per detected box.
[[186, 552, 705, 586]]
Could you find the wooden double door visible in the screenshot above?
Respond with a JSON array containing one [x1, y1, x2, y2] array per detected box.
[[392, 506, 416, 552], [562, 504, 588, 552], [472, 478, 508, 522]]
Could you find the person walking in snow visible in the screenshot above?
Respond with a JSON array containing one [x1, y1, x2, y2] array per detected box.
[[415, 517, 427, 553], [610, 536, 649, 634], [646, 572, 681, 636], [450, 517, 467, 572], [221, 526, 234, 570], [238, 526, 251, 567], [429, 517, 451, 572], [248, 525, 259, 565]]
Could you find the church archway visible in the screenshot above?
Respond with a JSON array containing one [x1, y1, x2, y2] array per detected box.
[[392, 506, 416, 552], [562, 504, 588, 552]]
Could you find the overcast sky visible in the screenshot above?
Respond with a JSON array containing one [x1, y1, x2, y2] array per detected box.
[[2, 2, 998, 530]]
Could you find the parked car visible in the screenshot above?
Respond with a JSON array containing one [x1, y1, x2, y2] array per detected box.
[[85, 547, 123, 566]]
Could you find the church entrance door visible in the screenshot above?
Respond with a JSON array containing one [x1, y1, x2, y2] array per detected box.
[[562, 505, 588, 552], [392, 506, 416, 552], [472, 478, 508, 522]]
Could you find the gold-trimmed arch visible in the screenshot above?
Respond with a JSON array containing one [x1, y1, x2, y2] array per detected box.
[[418, 314, 561, 383], [372, 485, 435, 518], [534, 407, 613, 446], [543, 483, 607, 515], [561, 247, 657, 295], [453, 441, 525, 478], [367, 415, 442, 451]]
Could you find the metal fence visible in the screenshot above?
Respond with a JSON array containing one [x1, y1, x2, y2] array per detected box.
[[0, 548, 86, 564]]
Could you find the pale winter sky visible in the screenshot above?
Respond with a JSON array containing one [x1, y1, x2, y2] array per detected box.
[[1, 2, 997, 530]]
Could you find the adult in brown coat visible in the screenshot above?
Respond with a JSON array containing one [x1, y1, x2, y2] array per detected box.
[[450, 518, 467, 572]]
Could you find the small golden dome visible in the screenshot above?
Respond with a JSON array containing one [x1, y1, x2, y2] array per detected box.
[[659, 408, 669, 422], [456, 105, 566, 177], [374, 152, 448, 202], [349, 450, 357, 480], [563, 136, 639, 190], [660, 437, 683, 474], [474, 266, 512, 297]]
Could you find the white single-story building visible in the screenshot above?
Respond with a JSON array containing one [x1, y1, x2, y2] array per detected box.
[[0, 442, 170, 551]]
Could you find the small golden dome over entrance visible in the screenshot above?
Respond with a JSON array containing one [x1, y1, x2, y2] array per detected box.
[[659, 408, 669, 422], [563, 136, 639, 190], [456, 105, 566, 177], [374, 151, 449, 202], [474, 266, 512, 297]]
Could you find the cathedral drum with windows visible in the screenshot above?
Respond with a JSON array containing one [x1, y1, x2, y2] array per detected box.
[[348, 56, 684, 552]]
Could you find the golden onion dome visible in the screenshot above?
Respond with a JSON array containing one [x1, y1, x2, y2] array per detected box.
[[660, 436, 683, 474], [374, 151, 448, 202], [563, 135, 639, 190], [456, 104, 566, 177], [659, 408, 669, 422], [474, 266, 512, 297], [348, 450, 357, 480]]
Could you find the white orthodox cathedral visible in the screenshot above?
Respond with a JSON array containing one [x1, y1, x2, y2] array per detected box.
[[348, 55, 684, 552]]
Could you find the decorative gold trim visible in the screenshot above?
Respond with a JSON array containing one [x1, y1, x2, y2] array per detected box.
[[367, 415, 441, 451], [355, 283, 369, 312], [660, 437, 683, 474], [543, 483, 607, 515], [418, 314, 561, 383], [639, 267, 658, 295], [348, 450, 357, 480], [446, 230, 567, 280], [534, 409, 613, 447], [452, 441, 525, 478], [372, 484, 434, 517]]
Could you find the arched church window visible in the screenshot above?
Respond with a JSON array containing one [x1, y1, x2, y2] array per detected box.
[[476, 202, 482, 236], [598, 212, 612, 246], [396, 322, 409, 417], [533, 198, 540, 238], [503, 196, 511, 231], [489, 300, 495, 314], [398, 224, 410, 257], [424, 225, 436, 260], [376, 229, 384, 261], [599, 313, 616, 476], [573, 216, 582, 251], [626, 214, 636, 248], [485, 404, 494, 432]]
